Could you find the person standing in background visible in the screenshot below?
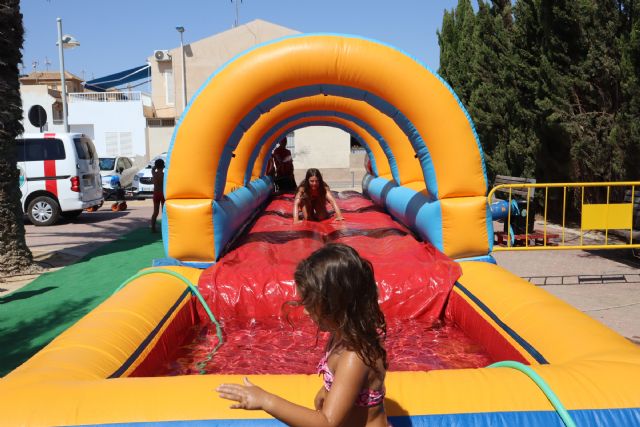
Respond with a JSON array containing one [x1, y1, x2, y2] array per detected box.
[[272, 138, 297, 193], [151, 159, 165, 233]]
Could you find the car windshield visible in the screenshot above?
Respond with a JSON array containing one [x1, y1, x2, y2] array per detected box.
[[99, 158, 116, 171]]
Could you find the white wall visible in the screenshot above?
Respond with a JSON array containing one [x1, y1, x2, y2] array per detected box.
[[69, 124, 95, 139], [20, 85, 65, 133], [293, 127, 350, 170], [147, 126, 174, 159], [68, 100, 146, 158], [150, 19, 299, 119]]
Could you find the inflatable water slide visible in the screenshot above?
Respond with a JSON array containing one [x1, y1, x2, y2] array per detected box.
[[2, 34, 639, 426]]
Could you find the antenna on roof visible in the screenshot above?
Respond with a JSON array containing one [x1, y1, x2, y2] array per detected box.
[[32, 60, 39, 71], [44, 56, 51, 71], [231, 0, 242, 27]]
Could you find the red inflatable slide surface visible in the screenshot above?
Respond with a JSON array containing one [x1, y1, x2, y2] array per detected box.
[[158, 192, 492, 376], [199, 192, 460, 323]]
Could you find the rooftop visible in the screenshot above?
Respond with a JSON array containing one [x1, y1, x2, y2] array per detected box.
[[20, 71, 84, 84]]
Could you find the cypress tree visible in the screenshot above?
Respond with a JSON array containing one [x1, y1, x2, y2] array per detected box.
[[612, 0, 640, 181], [505, 0, 544, 179], [438, 0, 639, 196], [467, 0, 517, 181], [438, 0, 477, 105], [565, 1, 625, 187]]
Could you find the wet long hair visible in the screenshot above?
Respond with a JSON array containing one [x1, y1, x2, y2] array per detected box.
[[299, 168, 327, 201], [294, 243, 387, 371]]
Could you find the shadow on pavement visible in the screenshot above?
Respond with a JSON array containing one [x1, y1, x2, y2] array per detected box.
[[582, 249, 640, 270], [0, 297, 95, 376], [26, 215, 159, 269], [23, 210, 131, 227], [0, 286, 57, 304], [70, 227, 163, 268], [0, 225, 165, 376]]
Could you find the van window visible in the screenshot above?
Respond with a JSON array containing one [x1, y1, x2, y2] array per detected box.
[[18, 138, 66, 161], [15, 140, 25, 162], [74, 137, 97, 160]]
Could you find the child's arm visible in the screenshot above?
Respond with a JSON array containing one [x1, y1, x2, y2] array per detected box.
[[293, 189, 303, 223], [217, 352, 368, 427], [325, 190, 344, 221]]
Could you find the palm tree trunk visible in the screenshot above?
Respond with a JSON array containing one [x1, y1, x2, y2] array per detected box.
[[0, 1, 38, 275]]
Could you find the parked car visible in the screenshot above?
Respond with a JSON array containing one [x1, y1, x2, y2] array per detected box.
[[132, 152, 167, 197], [99, 156, 137, 199], [16, 133, 103, 226]]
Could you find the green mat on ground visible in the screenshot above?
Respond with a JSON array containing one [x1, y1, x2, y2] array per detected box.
[[0, 227, 165, 377]]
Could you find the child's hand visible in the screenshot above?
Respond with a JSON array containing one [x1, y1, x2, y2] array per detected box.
[[334, 215, 344, 222], [217, 377, 269, 410]]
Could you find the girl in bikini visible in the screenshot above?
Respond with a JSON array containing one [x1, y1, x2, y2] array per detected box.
[[217, 243, 388, 427], [293, 168, 344, 223]]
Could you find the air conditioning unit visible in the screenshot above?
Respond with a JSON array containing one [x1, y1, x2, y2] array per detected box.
[[154, 50, 171, 62]]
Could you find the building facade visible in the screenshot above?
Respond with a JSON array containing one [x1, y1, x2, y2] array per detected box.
[[19, 71, 84, 134], [19, 71, 149, 164], [19, 20, 361, 185], [147, 19, 358, 186]]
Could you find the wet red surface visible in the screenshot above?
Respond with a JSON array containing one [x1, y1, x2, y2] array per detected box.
[[154, 192, 492, 376], [197, 192, 461, 325], [157, 316, 492, 376]]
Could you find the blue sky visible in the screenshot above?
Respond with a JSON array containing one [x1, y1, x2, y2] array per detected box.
[[21, 0, 460, 84]]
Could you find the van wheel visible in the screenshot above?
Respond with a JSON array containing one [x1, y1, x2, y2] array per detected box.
[[27, 196, 60, 226], [61, 210, 83, 219]]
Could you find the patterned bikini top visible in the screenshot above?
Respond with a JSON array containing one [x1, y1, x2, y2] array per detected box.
[[317, 351, 385, 407]]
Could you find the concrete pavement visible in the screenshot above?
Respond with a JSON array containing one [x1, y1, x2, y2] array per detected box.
[[494, 249, 640, 342], [0, 199, 153, 297]]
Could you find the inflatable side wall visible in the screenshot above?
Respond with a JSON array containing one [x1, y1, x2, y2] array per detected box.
[[364, 174, 493, 259], [2, 263, 639, 425]]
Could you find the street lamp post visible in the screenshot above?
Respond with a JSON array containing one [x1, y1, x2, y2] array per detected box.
[[176, 26, 187, 113], [56, 18, 79, 133]]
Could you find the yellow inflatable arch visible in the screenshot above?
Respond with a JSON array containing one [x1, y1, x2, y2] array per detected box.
[[164, 34, 491, 263], [231, 95, 410, 187], [245, 114, 396, 183]]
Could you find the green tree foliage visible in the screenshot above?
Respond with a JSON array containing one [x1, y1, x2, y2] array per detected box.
[[438, 0, 477, 104], [613, 0, 640, 181], [438, 0, 640, 189], [467, 1, 518, 181]]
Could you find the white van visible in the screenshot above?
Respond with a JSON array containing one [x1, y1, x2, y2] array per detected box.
[[16, 133, 103, 226]]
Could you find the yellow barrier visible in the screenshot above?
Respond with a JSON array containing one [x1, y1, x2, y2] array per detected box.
[[488, 181, 640, 251]]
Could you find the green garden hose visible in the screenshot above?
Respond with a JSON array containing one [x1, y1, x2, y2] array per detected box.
[[115, 268, 224, 356], [489, 361, 577, 427]]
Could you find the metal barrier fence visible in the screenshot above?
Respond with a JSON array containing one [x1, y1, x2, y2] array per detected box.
[[488, 181, 640, 251]]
